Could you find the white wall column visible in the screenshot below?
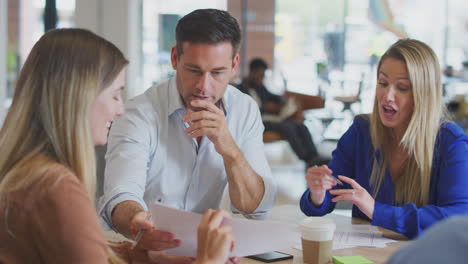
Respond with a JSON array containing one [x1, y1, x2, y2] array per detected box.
[[0, 0, 7, 124], [75, 0, 142, 98], [75, 0, 143, 200]]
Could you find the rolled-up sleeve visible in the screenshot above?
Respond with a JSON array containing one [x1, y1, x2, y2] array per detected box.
[[99, 99, 156, 230], [234, 99, 277, 220]]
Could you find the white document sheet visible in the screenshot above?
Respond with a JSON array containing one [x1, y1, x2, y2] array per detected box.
[[149, 203, 300, 257]]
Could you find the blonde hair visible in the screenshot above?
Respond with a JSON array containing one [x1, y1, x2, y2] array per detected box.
[[0, 28, 128, 263], [369, 39, 446, 207]]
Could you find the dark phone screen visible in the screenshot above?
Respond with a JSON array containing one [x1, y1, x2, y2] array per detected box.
[[246, 251, 293, 263]]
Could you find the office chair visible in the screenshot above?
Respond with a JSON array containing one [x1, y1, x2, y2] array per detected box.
[[333, 74, 364, 115]]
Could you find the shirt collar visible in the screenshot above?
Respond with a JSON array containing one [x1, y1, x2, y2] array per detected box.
[[167, 75, 230, 117], [167, 76, 185, 116]]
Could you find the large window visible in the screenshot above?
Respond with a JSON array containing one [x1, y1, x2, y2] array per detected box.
[[274, 0, 376, 118], [274, 0, 468, 114], [274, 0, 320, 95], [4, 0, 74, 110], [446, 0, 468, 72]]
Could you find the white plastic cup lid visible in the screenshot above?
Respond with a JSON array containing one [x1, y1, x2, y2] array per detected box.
[[300, 217, 336, 241]]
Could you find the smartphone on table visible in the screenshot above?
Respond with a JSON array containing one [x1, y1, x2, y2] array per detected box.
[[246, 251, 293, 263]]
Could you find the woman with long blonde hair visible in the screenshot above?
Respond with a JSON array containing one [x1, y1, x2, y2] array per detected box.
[[300, 39, 468, 238], [0, 28, 234, 263]]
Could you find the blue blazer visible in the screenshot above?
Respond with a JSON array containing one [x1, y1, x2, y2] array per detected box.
[[300, 116, 468, 238]]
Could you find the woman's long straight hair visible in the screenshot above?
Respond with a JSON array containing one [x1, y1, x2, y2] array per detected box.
[[0, 28, 128, 262], [369, 39, 446, 207]]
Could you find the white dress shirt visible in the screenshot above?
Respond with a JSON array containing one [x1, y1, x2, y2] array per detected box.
[[99, 77, 277, 230]]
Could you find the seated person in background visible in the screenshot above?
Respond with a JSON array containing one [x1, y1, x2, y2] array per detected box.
[[238, 58, 320, 168], [0, 28, 234, 264], [300, 39, 468, 238], [387, 216, 468, 264], [100, 8, 276, 252]]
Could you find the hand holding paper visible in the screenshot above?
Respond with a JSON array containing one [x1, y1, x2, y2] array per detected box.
[[150, 203, 299, 257], [130, 211, 180, 251]]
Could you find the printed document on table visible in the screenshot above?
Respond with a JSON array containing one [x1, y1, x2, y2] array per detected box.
[[149, 203, 299, 257], [326, 212, 396, 249], [332, 224, 396, 249]]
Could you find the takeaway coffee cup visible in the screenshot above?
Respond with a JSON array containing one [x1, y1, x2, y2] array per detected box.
[[300, 217, 336, 264]]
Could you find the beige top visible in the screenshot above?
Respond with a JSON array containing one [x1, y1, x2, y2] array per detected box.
[[0, 163, 109, 263]]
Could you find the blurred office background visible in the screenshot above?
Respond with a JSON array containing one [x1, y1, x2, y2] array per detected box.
[[2, 0, 468, 205]]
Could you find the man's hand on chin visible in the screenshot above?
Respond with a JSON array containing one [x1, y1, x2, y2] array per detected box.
[[183, 100, 238, 158]]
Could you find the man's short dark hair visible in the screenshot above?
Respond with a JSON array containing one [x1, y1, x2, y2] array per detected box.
[[175, 9, 241, 59], [249, 58, 268, 71]]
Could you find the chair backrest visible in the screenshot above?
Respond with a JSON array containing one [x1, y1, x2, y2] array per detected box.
[[355, 73, 366, 100], [284, 91, 325, 110]]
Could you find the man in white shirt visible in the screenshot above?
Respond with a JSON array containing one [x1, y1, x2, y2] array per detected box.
[[99, 8, 276, 252]]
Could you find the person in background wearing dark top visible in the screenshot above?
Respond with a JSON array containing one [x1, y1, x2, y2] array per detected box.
[[299, 39, 468, 239], [238, 58, 320, 168]]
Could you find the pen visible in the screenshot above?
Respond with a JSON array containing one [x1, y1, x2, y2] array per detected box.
[[132, 213, 152, 249], [311, 165, 344, 186], [327, 174, 344, 185]]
